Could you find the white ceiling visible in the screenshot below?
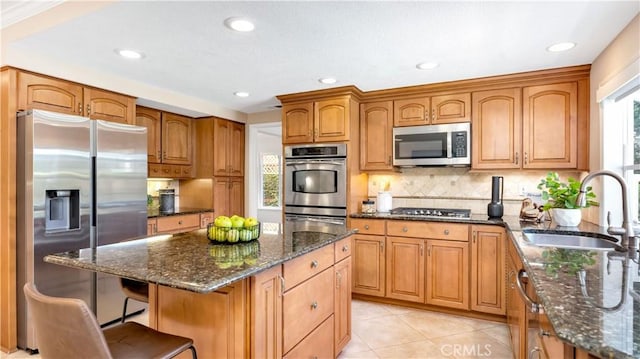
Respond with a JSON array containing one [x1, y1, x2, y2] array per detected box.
[[2, 1, 639, 117]]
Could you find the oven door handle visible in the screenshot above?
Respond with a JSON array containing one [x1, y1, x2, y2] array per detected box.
[[285, 160, 345, 166], [286, 216, 345, 226]]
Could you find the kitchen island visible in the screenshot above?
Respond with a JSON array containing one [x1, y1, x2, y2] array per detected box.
[[45, 221, 355, 358]]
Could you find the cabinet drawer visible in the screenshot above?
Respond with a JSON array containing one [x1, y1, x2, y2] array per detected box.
[[350, 218, 385, 235], [156, 214, 200, 233], [283, 315, 334, 359], [387, 221, 469, 241], [283, 268, 334, 354], [283, 244, 334, 289], [334, 236, 352, 263]]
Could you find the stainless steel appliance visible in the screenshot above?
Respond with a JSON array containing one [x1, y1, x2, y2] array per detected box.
[[284, 143, 347, 221], [17, 110, 148, 351], [393, 122, 470, 167], [390, 207, 471, 219]]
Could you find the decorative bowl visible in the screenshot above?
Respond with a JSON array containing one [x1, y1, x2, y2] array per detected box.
[[206, 222, 260, 243]]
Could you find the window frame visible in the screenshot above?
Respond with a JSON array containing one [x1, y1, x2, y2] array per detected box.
[[258, 152, 282, 210]]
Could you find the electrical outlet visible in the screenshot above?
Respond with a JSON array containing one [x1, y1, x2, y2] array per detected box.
[[519, 184, 527, 196]]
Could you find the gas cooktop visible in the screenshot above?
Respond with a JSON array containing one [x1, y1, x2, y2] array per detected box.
[[390, 207, 472, 219]]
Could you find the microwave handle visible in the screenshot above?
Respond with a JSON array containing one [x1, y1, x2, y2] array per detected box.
[[285, 160, 345, 166], [446, 131, 453, 158]]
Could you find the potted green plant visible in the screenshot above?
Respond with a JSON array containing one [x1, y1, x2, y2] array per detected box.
[[537, 172, 598, 226]]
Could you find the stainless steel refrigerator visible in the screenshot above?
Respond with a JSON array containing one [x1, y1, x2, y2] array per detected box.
[[16, 109, 148, 351]]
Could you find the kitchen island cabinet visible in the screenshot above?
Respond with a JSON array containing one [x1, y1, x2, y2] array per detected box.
[[44, 221, 355, 359]]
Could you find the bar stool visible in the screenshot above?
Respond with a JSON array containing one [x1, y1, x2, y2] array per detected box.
[[119, 277, 149, 323], [23, 282, 197, 359]]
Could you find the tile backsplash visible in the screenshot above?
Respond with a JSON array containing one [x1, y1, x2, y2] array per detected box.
[[367, 168, 586, 216], [147, 179, 180, 208]]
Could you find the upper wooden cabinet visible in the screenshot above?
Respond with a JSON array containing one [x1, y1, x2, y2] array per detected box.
[[360, 101, 393, 171], [472, 81, 585, 170], [161, 112, 192, 165], [17, 71, 135, 124], [393, 93, 470, 127], [135, 107, 162, 164], [281, 94, 358, 144], [213, 118, 245, 177]]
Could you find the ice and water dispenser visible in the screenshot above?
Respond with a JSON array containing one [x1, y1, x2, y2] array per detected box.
[[45, 189, 80, 233]]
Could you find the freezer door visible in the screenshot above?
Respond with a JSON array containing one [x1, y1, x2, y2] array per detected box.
[[93, 120, 148, 325], [17, 110, 92, 350]]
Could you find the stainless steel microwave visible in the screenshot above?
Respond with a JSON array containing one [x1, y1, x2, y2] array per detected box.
[[393, 122, 471, 166]]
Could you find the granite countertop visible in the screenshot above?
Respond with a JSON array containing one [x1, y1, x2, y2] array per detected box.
[[350, 212, 639, 358], [147, 207, 213, 218], [44, 221, 355, 293]]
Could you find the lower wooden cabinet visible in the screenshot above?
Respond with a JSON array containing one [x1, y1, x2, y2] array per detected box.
[[213, 176, 244, 217], [386, 236, 425, 303], [471, 225, 506, 315], [199, 211, 214, 228], [352, 234, 386, 297], [283, 315, 335, 359], [426, 240, 469, 310], [334, 256, 352, 354], [147, 218, 157, 235], [250, 266, 283, 359], [155, 213, 200, 234]]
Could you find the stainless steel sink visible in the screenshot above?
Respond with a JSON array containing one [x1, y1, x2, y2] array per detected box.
[[522, 229, 621, 250]]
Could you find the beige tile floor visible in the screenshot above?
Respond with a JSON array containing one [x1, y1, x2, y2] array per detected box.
[[338, 300, 513, 359], [2, 300, 512, 359]]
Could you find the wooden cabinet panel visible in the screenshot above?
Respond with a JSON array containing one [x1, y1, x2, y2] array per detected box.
[[213, 118, 231, 176], [507, 240, 526, 359], [471, 88, 522, 169], [386, 236, 425, 303], [200, 212, 214, 228], [394, 97, 429, 126], [283, 244, 334, 290], [360, 101, 393, 171], [522, 82, 578, 169], [426, 240, 469, 310], [334, 258, 351, 354], [229, 177, 244, 216], [334, 236, 352, 263], [17, 72, 83, 115], [283, 267, 334, 354], [161, 113, 192, 165], [194, 117, 245, 178], [282, 102, 314, 144], [387, 220, 468, 241], [84, 87, 135, 124], [153, 282, 246, 359], [155, 214, 200, 234], [250, 266, 283, 359], [135, 107, 162, 164], [228, 121, 245, 176], [284, 315, 334, 359], [431, 93, 471, 124], [147, 219, 157, 235], [350, 218, 385, 235], [352, 234, 385, 297], [315, 97, 350, 142], [471, 225, 505, 315]]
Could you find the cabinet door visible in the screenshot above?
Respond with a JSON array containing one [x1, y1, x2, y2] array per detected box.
[[393, 97, 429, 126], [360, 101, 393, 171], [426, 240, 469, 310], [522, 82, 578, 169], [334, 257, 352, 354], [213, 177, 230, 217], [282, 102, 314, 144], [250, 266, 283, 359], [135, 107, 162, 163], [84, 87, 135, 124], [352, 234, 385, 297], [229, 177, 244, 217], [506, 246, 526, 359], [431, 93, 471, 124], [17, 72, 83, 115], [147, 219, 157, 235], [315, 97, 350, 142], [471, 225, 505, 315], [386, 236, 425, 303], [228, 121, 245, 176], [213, 118, 231, 175], [162, 113, 192, 165], [471, 88, 522, 169]]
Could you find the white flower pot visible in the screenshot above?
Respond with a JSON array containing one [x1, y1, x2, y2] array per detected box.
[[551, 208, 582, 227]]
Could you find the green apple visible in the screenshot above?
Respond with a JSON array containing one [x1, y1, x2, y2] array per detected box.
[[227, 229, 240, 243], [239, 229, 252, 242], [244, 217, 258, 228], [215, 228, 227, 242], [214, 216, 232, 228], [231, 216, 245, 228]]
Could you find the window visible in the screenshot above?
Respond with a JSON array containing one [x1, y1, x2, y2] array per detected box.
[[621, 92, 640, 222], [260, 153, 281, 208]]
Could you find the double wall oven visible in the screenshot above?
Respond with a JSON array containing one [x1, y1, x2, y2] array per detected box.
[[284, 143, 347, 225]]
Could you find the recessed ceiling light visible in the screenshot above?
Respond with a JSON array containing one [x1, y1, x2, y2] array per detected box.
[[224, 17, 255, 32], [234, 91, 250, 98], [318, 77, 337, 84], [416, 62, 439, 70], [547, 42, 576, 52], [115, 49, 144, 59]]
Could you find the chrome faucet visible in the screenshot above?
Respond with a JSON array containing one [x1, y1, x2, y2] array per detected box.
[[576, 170, 636, 252]]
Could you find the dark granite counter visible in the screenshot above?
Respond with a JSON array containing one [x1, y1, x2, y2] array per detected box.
[[44, 221, 355, 294], [350, 212, 639, 358], [147, 207, 213, 218]]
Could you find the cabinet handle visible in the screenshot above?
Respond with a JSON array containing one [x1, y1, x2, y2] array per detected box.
[[364, 224, 370, 230], [427, 245, 431, 256], [424, 110, 429, 122], [310, 260, 318, 268], [515, 152, 519, 165], [336, 272, 342, 288], [472, 231, 476, 243], [279, 275, 285, 296], [78, 102, 82, 115], [432, 108, 436, 122], [444, 229, 449, 235], [178, 220, 183, 225], [310, 301, 318, 310], [86, 104, 91, 115], [528, 347, 541, 359], [524, 152, 529, 165], [157, 151, 161, 160], [402, 226, 408, 232], [516, 269, 543, 313], [342, 245, 349, 252], [380, 241, 384, 252], [420, 244, 424, 256], [314, 128, 319, 139]]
